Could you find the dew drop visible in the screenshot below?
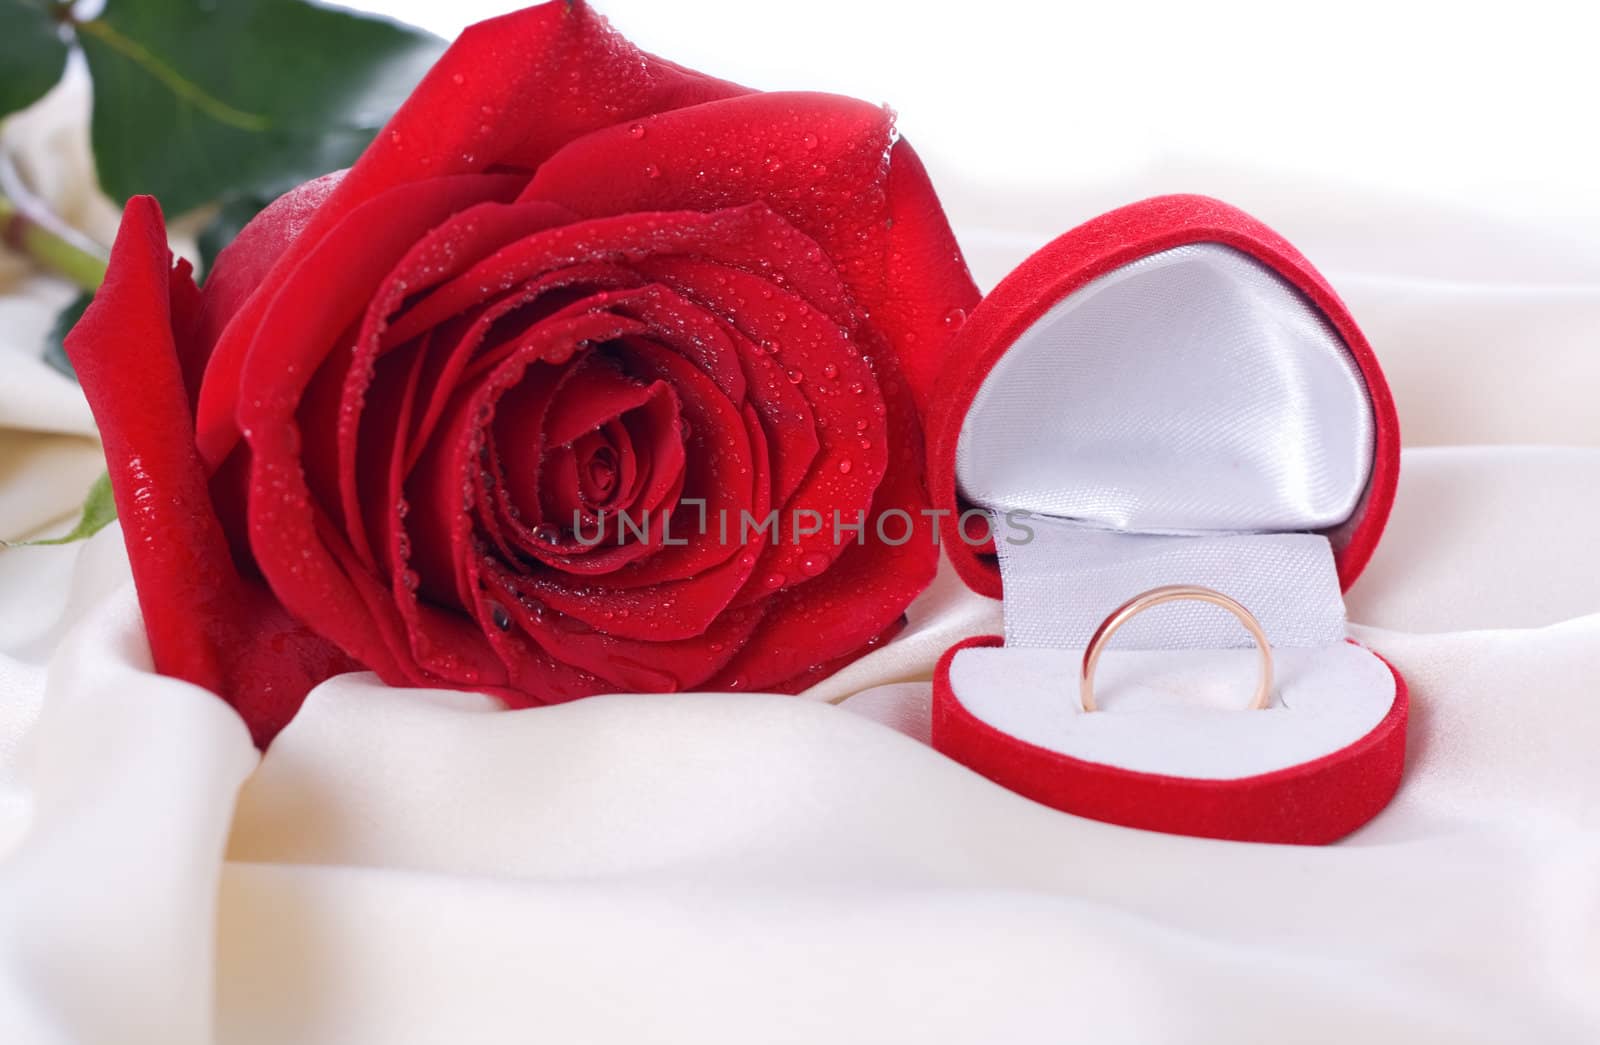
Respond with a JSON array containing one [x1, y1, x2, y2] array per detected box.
[[489, 601, 512, 631], [820, 363, 839, 380], [786, 369, 804, 384], [628, 123, 646, 139], [644, 163, 661, 179], [838, 459, 853, 475], [799, 553, 828, 577], [451, 72, 466, 86], [944, 307, 968, 329], [763, 155, 783, 173], [764, 572, 786, 589], [801, 132, 818, 150]]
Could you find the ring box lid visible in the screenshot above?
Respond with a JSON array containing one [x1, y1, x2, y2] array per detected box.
[[927, 194, 1400, 601]]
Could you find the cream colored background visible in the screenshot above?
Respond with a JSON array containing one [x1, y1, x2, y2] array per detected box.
[[2, 7, 1599, 1040]]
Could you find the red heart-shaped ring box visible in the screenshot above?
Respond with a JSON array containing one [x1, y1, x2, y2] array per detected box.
[[927, 195, 1406, 845]]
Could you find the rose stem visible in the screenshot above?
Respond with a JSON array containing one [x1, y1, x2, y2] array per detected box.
[[0, 152, 108, 292]]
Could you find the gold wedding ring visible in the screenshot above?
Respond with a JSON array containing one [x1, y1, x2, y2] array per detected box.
[[1079, 585, 1274, 713]]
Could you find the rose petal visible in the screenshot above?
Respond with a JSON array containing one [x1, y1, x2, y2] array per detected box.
[[198, 170, 344, 359], [237, 176, 529, 665], [521, 90, 979, 415], [745, 615, 906, 694], [196, 0, 749, 466], [66, 198, 358, 746], [519, 336, 760, 635], [543, 354, 661, 444], [707, 328, 937, 687], [490, 361, 678, 575], [878, 140, 982, 417], [408, 309, 645, 608], [404, 263, 644, 472], [335, 0, 746, 213], [388, 205, 840, 343], [334, 199, 576, 567], [643, 259, 889, 594], [601, 283, 748, 401], [200, 172, 525, 470], [489, 567, 767, 692]]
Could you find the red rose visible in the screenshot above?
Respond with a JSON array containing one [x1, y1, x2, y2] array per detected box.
[[66, 0, 977, 745]]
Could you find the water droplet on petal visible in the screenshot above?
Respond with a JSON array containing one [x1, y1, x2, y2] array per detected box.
[[452, 72, 466, 86], [764, 572, 786, 589], [489, 602, 512, 631], [628, 123, 646, 139], [644, 163, 661, 179], [802, 132, 819, 150], [944, 307, 968, 329], [838, 459, 853, 474], [787, 369, 804, 384], [799, 553, 828, 577], [821, 363, 839, 380]]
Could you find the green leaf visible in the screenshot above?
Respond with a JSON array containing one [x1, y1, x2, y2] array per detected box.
[[79, 0, 443, 216], [0, 0, 71, 119], [43, 287, 93, 380], [3, 471, 117, 547], [198, 192, 269, 281]]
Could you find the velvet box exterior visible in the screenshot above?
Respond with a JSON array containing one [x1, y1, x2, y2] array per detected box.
[[927, 195, 1406, 845]]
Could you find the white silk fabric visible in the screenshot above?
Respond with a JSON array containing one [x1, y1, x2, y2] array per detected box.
[[3, 74, 1600, 1045]]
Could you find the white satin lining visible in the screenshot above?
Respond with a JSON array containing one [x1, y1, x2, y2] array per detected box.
[[996, 527, 1346, 650], [948, 645, 1396, 779], [955, 243, 1374, 534]]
